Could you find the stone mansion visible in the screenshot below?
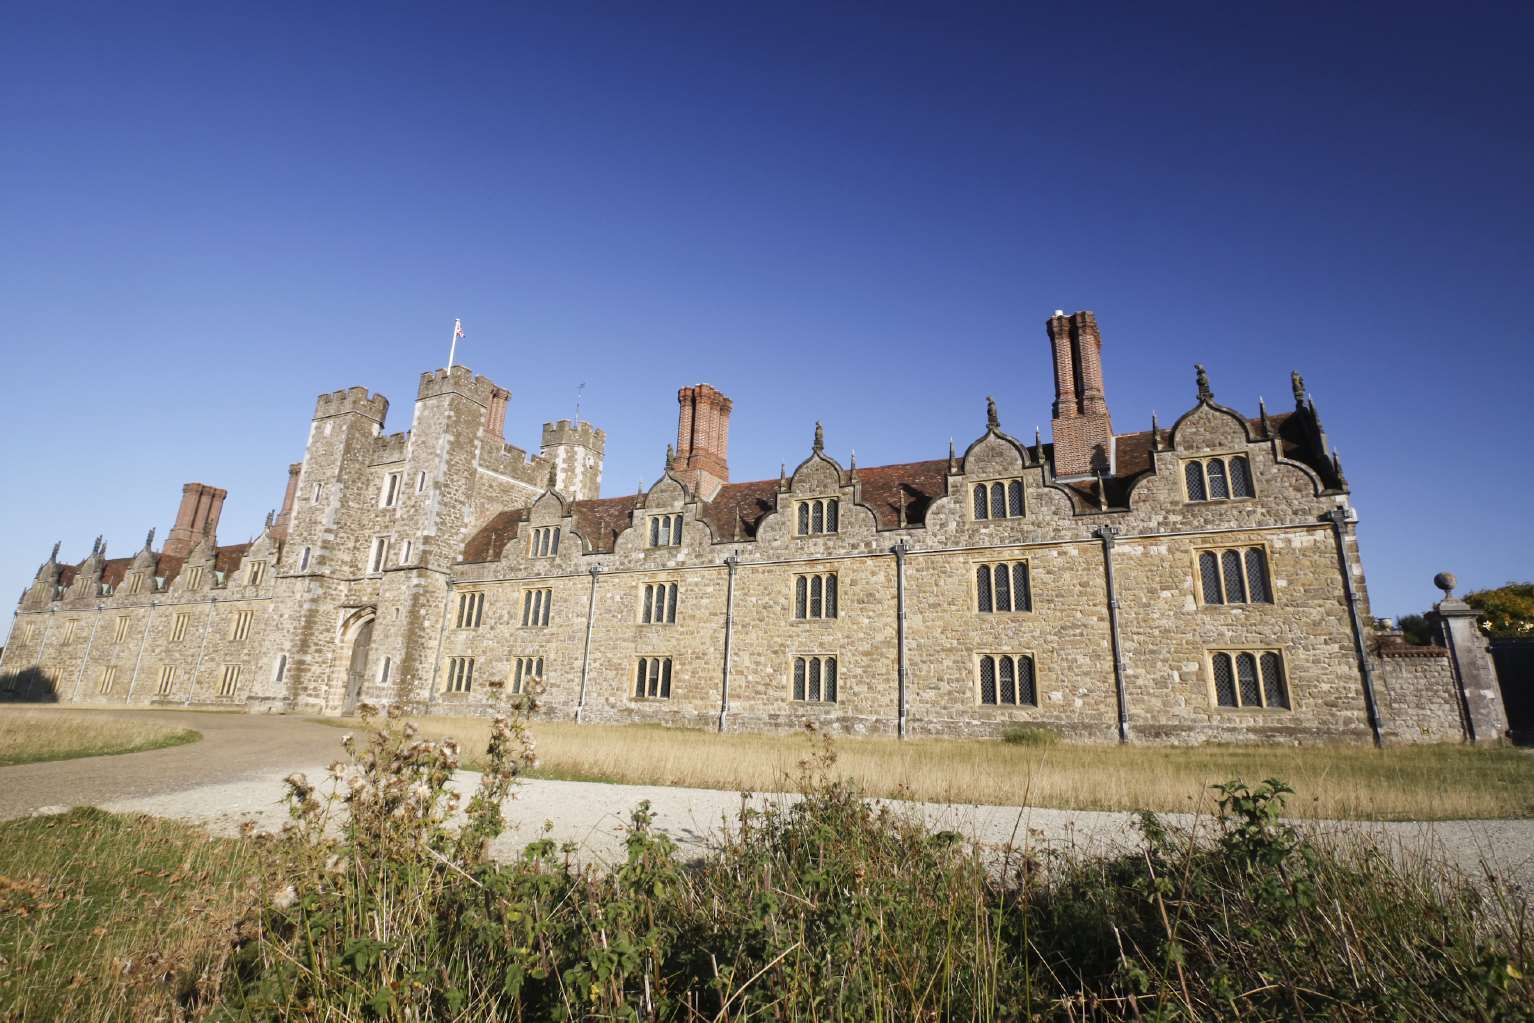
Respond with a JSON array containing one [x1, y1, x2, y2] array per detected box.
[[0, 311, 1508, 743]]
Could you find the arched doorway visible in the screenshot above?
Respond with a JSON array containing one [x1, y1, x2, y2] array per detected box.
[[339, 609, 375, 715]]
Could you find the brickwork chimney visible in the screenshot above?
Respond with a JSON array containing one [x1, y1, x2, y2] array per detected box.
[[673, 384, 732, 500], [1047, 310, 1114, 478], [163, 482, 228, 557], [485, 387, 509, 440], [270, 463, 302, 541]]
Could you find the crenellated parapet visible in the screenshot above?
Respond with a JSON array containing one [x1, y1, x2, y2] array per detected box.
[[479, 442, 549, 489], [314, 386, 389, 425], [371, 431, 410, 465], [416, 365, 502, 408]]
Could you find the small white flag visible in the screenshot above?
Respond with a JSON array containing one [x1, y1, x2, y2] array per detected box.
[[454, 319, 465, 339]]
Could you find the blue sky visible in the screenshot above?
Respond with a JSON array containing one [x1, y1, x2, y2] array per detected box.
[[1, 2, 1529, 636]]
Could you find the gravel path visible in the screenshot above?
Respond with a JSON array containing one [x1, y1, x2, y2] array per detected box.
[[3, 707, 1531, 894]]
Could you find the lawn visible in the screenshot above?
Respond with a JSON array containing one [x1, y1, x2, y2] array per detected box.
[[0, 709, 200, 766], [0, 808, 259, 1020], [317, 714, 1534, 820]]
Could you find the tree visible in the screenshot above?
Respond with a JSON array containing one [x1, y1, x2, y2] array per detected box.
[[1466, 583, 1534, 638], [1395, 613, 1437, 646]]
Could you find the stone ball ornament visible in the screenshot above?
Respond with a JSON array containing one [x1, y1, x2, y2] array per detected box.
[[1433, 572, 1457, 597]]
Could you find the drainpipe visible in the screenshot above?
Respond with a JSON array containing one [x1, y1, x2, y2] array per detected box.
[[33, 610, 56, 684], [1325, 508, 1383, 747], [718, 552, 739, 732], [125, 602, 157, 701], [575, 565, 600, 723], [70, 605, 105, 702], [425, 584, 452, 712], [184, 597, 215, 706], [1094, 526, 1130, 743], [892, 540, 910, 739]]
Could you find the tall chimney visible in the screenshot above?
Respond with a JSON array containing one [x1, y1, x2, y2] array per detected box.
[[673, 384, 732, 500], [271, 463, 302, 541], [1047, 311, 1114, 478], [163, 482, 228, 557], [485, 387, 510, 440]]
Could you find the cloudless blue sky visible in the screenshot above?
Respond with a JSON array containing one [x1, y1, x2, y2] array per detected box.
[[1, 2, 1530, 638]]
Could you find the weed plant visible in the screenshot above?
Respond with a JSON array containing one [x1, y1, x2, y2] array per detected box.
[[214, 707, 1532, 1021]]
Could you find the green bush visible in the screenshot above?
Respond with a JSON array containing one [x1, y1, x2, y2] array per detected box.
[[219, 712, 1533, 1021], [1000, 723, 1060, 746]]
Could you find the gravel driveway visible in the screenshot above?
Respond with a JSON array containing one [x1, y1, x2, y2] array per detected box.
[[3, 707, 1531, 894]]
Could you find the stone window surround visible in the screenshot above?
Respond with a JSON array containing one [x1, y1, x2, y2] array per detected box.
[[529, 525, 560, 558], [970, 477, 1026, 521], [520, 587, 552, 628], [368, 536, 391, 575], [975, 651, 1039, 707], [793, 570, 839, 621], [971, 557, 1033, 615], [639, 580, 679, 625], [1191, 541, 1276, 608], [648, 514, 684, 548], [455, 590, 486, 630], [1181, 452, 1256, 503], [446, 655, 475, 694], [791, 653, 838, 703], [511, 655, 543, 694], [795, 497, 840, 537], [1204, 648, 1293, 711], [634, 655, 674, 700], [230, 609, 254, 642], [97, 664, 116, 694], [380, 471, 403, 509], [171, 611, 192, 643], [219, 663, 242, 696]]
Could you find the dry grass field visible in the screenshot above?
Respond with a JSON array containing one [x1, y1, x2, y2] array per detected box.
[[0, 709, 200, 766], [319, 715, 1534, 821]]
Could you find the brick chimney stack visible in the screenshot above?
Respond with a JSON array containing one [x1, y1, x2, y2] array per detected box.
[[1047, 310, 1114, 478], [163, 482, 228, 557], [270, 463, 302, 541], [485, 387, 510, 440], [673, 384, 732, 500]]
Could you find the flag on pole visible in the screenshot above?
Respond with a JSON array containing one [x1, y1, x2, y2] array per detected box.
[[448, 318, 465, 369]]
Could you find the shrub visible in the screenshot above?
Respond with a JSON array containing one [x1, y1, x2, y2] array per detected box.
[[220, 713, 1533, 1020], [1000, 723, 1060, 746]]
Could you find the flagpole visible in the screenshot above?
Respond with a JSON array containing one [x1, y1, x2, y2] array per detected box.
[[448, 318, 460, 369]]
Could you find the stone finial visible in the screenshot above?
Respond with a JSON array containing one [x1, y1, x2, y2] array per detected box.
[[947, 438, 958, 473], [1332, 450, 1348, 488], [547, 462, 559, 490], [92, 535, 104, 556], [1151, 411, 1161, 451], [1291, 371, 1306, 407], [848, 449, 858, 479], [1034, 426, 1043, 459], [1195, 363, 1213, 403], [144, 527, 156, 550], [1434, 571, 1457, 598], [49, 540, 61, 563], [812, 421, 824, 454], [1258, 397, 1273, 438], [264, 509, 275, 530], [665, 443, 675, 467], [986, 395, 999, 430], [779, 463, 787, 491]]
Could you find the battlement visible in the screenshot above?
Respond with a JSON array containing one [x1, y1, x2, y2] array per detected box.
[[371, 431, 410, 465], [479, 442, 547, 487], [416, 365, 502, 407], [314, 386, 389, 424], [541, 419, 606, 454]]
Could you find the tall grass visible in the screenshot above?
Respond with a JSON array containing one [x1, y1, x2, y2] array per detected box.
[[0, 708, 199, 766], [0, 808, 260, 1020], [319, 714, 1534, 820], [218, 710, 1532, 1020]]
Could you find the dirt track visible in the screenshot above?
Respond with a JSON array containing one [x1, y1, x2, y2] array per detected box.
[[3, 708, 1531, 893]]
